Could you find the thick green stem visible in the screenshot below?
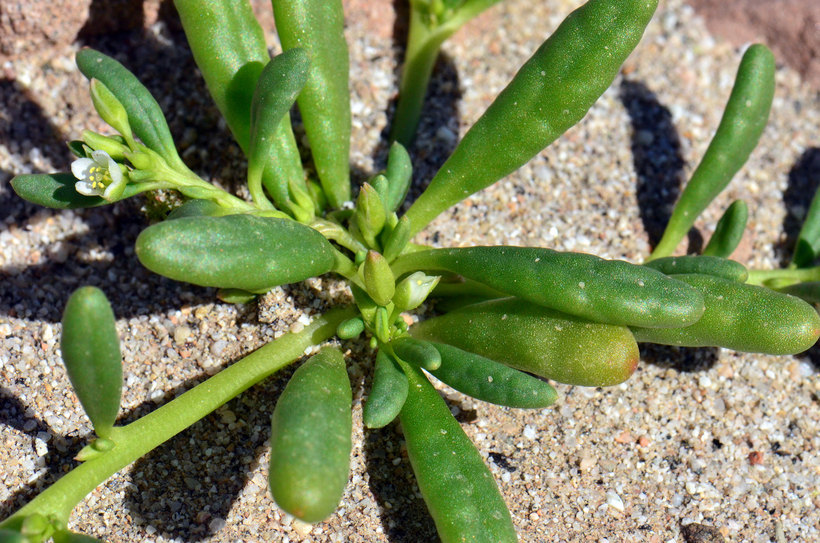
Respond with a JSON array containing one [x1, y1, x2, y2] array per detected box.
[[391, 2, 502, 147], [747, 266, 820, 287], [390, 10, 450, 147], [0, 306, 355, 531]]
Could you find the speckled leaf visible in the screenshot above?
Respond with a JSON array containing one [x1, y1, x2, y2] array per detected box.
[[135, 214, 336, 292], [269, 347, 352, 522], [61, 287, 122, 438], [11, 173, 104, 209], [76, 48, 181, 166]]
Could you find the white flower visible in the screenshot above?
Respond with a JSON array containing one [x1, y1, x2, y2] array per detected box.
[[71, 150, 126, 201]]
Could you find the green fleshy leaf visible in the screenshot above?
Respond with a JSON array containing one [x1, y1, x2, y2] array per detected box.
[[61, 287, 122, 438], [247, 48, 310, 209], [11, 173, 105, 209], [76, 48, 181, 167], [136, 215, 336, 292]]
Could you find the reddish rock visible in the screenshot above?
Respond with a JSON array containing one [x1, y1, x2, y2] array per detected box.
[[0, 0, 90, 58], [690, 0, 820, 89], [748, 450, 765, 465]]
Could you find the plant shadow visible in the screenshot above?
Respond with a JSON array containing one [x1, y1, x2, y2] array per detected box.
[[0, 363, 232, 522], [362, 388, 483, 543], [639, 344, 719, 373], [619, 79, 688, 250], [122, 364, 297, 540], [779, 147, 820, 266], [779, 147, 820, 370]]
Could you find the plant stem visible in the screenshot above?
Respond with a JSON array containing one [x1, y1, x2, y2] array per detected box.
[[0, 306, 355, 531], [391, 2, 501, 147], [390, 11, 452, 147], [747, 266, 820, 287]]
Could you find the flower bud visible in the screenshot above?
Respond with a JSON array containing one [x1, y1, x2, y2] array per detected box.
[[393, 272, 440, 312], [90, 79, 133, 142], [355, 183, 386, 247], [81, 130, 128, 160], [362, 251, 395, 306]]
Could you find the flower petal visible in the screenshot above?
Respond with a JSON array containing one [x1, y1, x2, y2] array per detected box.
[[108, 159, 123, 184], [75, 180, 101, 196], [103, 178, 126, 201], [71, 157, 94, 180], [91, 149, 112, 167]]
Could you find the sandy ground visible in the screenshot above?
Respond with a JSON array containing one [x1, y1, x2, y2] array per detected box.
[[1, 0, 819, 541]]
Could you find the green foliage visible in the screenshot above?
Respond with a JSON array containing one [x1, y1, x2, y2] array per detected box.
[[398, 361, 518, 543], [649, 44, 776, 259], [268, 348, 352, 522], [76, 49, 183, 169], [702, 200, 749, 258], [405, 0, 659, 234], [135, 214, 336, 291], [643, 255, 749, 282], [394, 246, 705, 328], [4, 0, 819, 541], [60, 287, 122, 438], [10, 173, 106, 209], [362, 351, 409, 429], [272, 0, 351, 207], [428, 342, 558, 408], [631, 274, 820, 355], [412, 297, 639, 386]]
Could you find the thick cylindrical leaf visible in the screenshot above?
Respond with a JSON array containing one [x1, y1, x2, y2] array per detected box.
[[272, 0, 351, 207], [412, 297, 639, 387], [405, 0, 658, 234], [650, 45, 775, 259], [61, 287, 122, 438], [398, 361, 518, 543], [702, 200, 748, 258], [631, 274, 820, 355], [174, 0, 306, 207], [247, 48, 310, 208], [776, 282, 820, 305], [643, 255, 748, 283], [384, 141, 412, 212], [363, 351, 409, 429], [429, 342, 557, 408], [793, 184, 820, 267], [76, 49, 181, 167], [135, 215, 336, 291], [391, 337, 441, 371], [393, 246, 704, 328], [269, 348, 352, 522]]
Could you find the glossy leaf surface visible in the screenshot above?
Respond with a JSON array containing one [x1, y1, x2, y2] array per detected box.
[[11, 173, 105, 209], [394, 246, 704, 328], [405, 0, 658, 234], [412, 298, 639, 386], [643, 255, 748, 283], [363, 351, 408, 429], [429, 342, 558, 408], [398, 362, 517, 543], [651, 45, 775, 258], [269, 348, 352, 522], [61, 287, 122, 438], [631, 274, 820, 354], [136, 215, 336, 292], [76, 49, 181, 166]]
